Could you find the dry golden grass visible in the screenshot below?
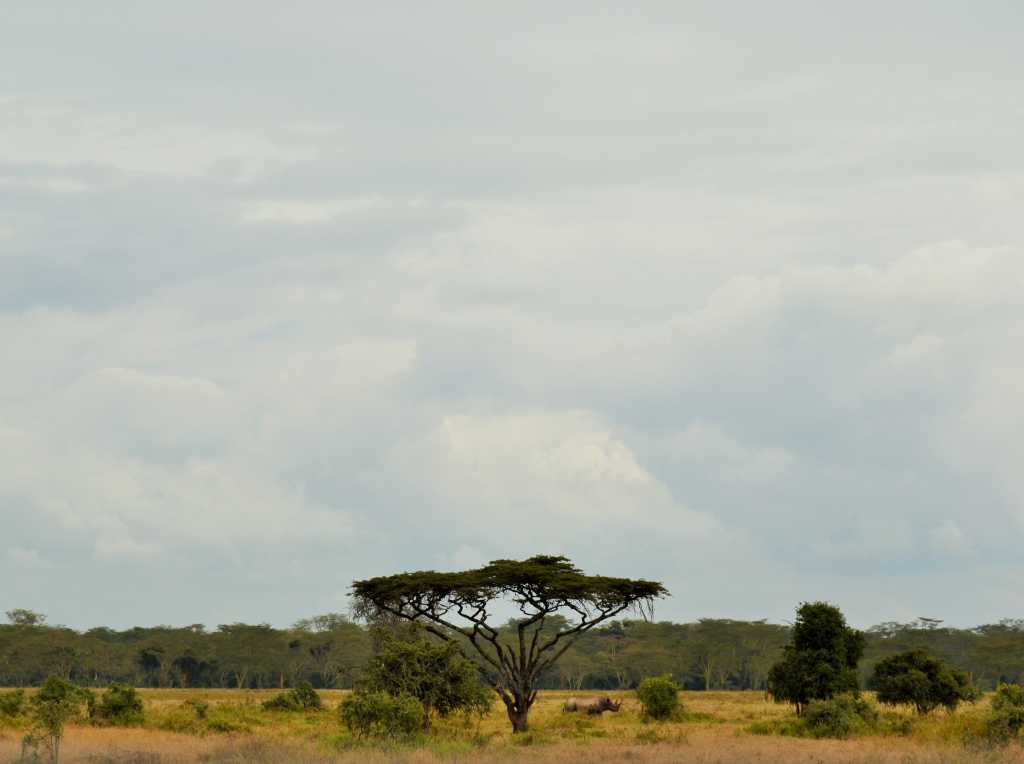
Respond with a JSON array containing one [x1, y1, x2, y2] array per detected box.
[[1, 689, 1022, 762]]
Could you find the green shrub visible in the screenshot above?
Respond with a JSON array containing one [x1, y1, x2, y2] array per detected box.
[[206, 716, 246, 733], [339, 690, 424, 739], [978, 683, 1024, 746], [802, 694, 879, 739], [91, 683, 145, 726], [185, 698, 209, 720], [262, 682, 322, 712], [359, 631, 491, 728], [0, 689, 26, 717], [871, 649, 979, 714], [636, 675, 681, 721]]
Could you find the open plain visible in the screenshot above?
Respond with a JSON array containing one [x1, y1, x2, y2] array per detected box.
[[3, 689, 1023, 763]]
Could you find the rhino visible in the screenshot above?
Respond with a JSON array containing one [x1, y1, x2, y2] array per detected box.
[[562, 696, 621, 715]]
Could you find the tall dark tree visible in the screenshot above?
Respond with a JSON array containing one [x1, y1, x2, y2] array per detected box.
[[351, 555, 667, 732], [767, 602, 865, 715]]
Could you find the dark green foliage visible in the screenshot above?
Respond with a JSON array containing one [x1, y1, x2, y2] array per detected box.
[[802, 694, 879, 738], [360, 631, 491, 727], [767, 602, 864, 714], [7, 611, 1024, 696], [979, 683, 1024, 745], [339, 691, 424, 739], [24, 676, 94, 762], [91, 683, 145, 725], [185, 698, 209, 720], [0, 688, 26, 717], [747, 694, 880, 739], [261, 681, 322, 712], [31, 675, 95, 713], [635, 675, 681, 721], [352, 555, 667, 733], [871, 649, 979, 714]]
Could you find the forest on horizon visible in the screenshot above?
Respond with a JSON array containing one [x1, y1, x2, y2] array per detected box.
[[4, 610, 1024, 693]]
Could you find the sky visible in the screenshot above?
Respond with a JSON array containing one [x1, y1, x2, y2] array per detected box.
[[2, 1, 1024, 631]]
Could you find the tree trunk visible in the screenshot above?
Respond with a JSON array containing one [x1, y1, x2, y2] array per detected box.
[[501, 689, 534, 733], [507, 706, 530, 733]]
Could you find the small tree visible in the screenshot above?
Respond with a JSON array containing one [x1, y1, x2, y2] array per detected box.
[[766, 602, 864, 715], [359, 629, 491, 729], [6, 609, 46, 627], [23, 676, 93, 763], [352, 555, 667, 732], [871, 649, 978, 714], [636, 675, 681, 721]]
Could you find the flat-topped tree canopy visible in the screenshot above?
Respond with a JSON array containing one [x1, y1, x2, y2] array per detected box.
[[351, 555, 668, 733], [351, 555, 666, 626]]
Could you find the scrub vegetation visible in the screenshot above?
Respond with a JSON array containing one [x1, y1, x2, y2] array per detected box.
[[0, 687, 1021, 763], [3, 559, 1024, 760]]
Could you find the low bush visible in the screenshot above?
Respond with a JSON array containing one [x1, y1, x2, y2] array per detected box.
[[261, 682, 322, 712], [339, 690, 424, 739], [359, 631, 492, 728], [749, 694, 879, 739], [636, 675, 682, 721], [0, 689, 26, 717], [91, 683, 145, 726], [185, 698, 209, 720], [977, 683, 1024, 746], [802, 694, 879, 739]]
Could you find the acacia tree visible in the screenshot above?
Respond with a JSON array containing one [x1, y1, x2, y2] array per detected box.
[[351, 555, 667, 732]]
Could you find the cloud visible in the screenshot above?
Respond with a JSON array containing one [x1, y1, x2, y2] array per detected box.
[[2, 1, 1023, 628], [6, 547, 52, 570], [928, 521, 972, 557]]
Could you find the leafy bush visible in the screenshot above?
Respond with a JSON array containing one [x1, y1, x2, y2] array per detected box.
[[359, 631, 491, 728], [749, 694, 879, 739], [802, 694, 879, 738], [261, 682, 322, 712], [978, 683, 1024, 746], [339, 690, 424, 739], [0, 689, 26, 717], [91, 683, 145, 726], [871, 649, 979, 714], [636, 675, 681, 721]]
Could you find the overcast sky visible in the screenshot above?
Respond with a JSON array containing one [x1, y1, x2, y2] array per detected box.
[[3, 2, 1023, 630]]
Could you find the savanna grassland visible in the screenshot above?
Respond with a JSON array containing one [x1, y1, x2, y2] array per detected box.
[[2, 689, 1022, 763]]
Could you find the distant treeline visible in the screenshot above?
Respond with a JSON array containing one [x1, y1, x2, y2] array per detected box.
[[3, 611, 1024, 691]]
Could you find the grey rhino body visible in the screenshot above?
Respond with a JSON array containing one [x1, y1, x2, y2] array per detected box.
[[562, 696, 621, 715]]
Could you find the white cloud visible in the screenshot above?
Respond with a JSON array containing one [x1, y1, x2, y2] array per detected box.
[[6, 547, 52, 570], [928, 520, 972, 557], [2, 1, 1024, 627]]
